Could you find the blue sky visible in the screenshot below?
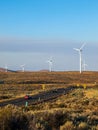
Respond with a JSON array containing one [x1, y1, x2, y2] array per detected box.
[[0, 0, 98, 71]]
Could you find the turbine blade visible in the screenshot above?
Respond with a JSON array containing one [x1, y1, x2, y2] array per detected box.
[[73, 48, 80, 51], [80, 42, 86, 50], [20, 64, 25, 67]]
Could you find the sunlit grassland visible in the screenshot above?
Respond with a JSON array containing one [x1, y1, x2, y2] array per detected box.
[[0, 71, 98, 100], [0, 71, 98, 129]]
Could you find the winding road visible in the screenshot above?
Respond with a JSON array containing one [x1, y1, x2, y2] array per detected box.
[[0, 86, 76, 107]]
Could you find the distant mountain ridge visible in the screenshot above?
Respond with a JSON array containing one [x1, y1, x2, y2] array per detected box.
[[0, 68, 6, 72], [0, 68, 16, 72]]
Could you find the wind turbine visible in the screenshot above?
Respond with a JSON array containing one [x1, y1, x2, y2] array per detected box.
[[20, 64, 25, 72], [5, 64, 8, 72], [73, 43, 86, 73], [47, 57, 53, 72], [82, 60, 88, 71]]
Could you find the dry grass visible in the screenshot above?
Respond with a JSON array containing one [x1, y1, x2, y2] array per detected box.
[[84, 89, 98, 99], [0, 71, 98, 101], [26, 87, 98, 129], [0, 71, 98, 129]]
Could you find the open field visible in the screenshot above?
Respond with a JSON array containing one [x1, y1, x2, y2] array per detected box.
[[0, 71, 97, 99], [0, 71, 98, 130], [0, 71, 98, 85], [0, 71, 98, 100]]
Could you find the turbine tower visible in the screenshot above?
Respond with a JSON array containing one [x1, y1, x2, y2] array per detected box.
[[20, 64, 25, 72], [73, 43, 86, 73], [47, 57, 53, 72]]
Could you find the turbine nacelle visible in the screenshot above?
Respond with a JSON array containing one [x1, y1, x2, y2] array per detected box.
[[47, 60, 52, 64]]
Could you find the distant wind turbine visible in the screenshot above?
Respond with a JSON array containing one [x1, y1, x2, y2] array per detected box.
[[82, 60, 88, 71], [73, 43, 86, 73], [20, 64, 25, 72], [47, 57, 53, 72], [5, 64, 8, 72]]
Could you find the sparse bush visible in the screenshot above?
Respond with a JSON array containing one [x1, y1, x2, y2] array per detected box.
[[0, 105, 29, 130], [78, 122, 88, 130], [42, 110, 68, 129], [60, 121, 75, 130], [58, 103, 65, 108], [89, 115, 98, 125], [29, 116, 52, 130], [75, 115, 87, 123]]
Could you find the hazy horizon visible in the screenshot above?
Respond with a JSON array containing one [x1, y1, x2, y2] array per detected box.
[[0, 0, 98, 71]]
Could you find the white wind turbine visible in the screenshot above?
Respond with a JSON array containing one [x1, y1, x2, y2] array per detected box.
[[5, 64, 8, 72], [20, 64, 25, 72], [73, 43, 86, 73], [47, 57, 53, 72], [82, 60, 88, 71]]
